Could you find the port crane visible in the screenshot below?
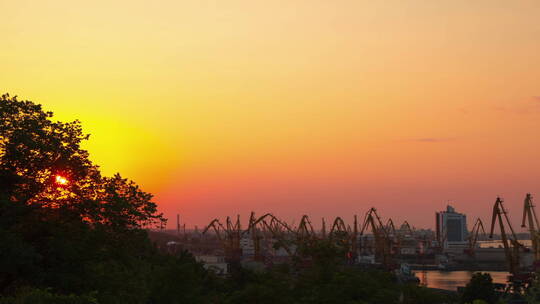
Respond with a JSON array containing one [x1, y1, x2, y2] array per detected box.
[[465, 218, 486, 256], [246, 212, 265, 261], [202, 215, 244, 265], [297, 215, 317, 241], [329, 216, 349, 239], [321, 218, 327, 238], [360, 208, 391, 267], [385, 219, 401, 256], [385, 219, 416, 257], [329, 216, 358, 262], [489, 197, 530, 292], [399, 221, 414, 236], [203, 218, 237, 259], [385, 219, 396, 237], [521, 193, 540, 263], [489, 197, 520, 274], [244, 213, 296, 257]]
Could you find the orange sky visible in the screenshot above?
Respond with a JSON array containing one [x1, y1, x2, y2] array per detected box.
[[2, 1, 540, 230]]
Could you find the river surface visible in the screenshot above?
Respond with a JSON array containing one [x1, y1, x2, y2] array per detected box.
[[414, 271, 510, 291], [479, 240, 531, 248]]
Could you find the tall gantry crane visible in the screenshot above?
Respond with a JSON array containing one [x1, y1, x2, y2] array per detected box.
[[466, 218, 486, 256], [328, 216, 358, 262], [489, 197, 530, 292], [360, 208, 391, 267], [385, 219, 415, 257], [202, 218, 227, 245], [329, 217, 348, 237], [489, 197, 520, 274], [321, 218, 327, 238], [227, 215, 242, 259], [350, 215, 359, 260], [385, 219, 396, 237], [399, 221, 414, 236], [521, 193, 540, 262], [297, 215, 317, 241], [385, 218, 401, 256], [203, 218, 241, 262], [244, 213, 295, 257], [246, 212, 265, 261]]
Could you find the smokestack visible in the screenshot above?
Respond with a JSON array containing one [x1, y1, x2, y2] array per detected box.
[[177, 214, 180, 235]]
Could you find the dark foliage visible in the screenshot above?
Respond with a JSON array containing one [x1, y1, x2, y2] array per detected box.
[[460, 272, 497, 304]]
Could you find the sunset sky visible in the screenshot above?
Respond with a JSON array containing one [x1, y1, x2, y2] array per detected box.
[[2, 1, 540, 229]]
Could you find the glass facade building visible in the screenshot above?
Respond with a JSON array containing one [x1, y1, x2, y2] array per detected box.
[[436, 205, 468, 248]]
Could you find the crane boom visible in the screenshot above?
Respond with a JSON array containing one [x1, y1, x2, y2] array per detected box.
[[466, 218, 486, 256], [360, 208, 391, 267], [521, 193, 540, 261], [489, 197, 520, 275]]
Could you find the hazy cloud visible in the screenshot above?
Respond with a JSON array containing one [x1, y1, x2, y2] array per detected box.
[[491, 97, 540, 114]]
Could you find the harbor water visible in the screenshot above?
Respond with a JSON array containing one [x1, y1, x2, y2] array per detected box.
[[415, 270, 510, 291]]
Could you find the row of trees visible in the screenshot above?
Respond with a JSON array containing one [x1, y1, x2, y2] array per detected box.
[[0, 94, 523, 303]]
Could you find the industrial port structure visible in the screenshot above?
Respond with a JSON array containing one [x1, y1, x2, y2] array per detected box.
[[163, 194, 540, 293]]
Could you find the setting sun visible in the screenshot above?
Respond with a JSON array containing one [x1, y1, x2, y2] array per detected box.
[[55, 175, 68, 185]]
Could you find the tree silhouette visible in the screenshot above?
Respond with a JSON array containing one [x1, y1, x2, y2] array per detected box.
[[0, 94, 170, 302], [0, 93, 165, 228], [461, 272, 497, 304]]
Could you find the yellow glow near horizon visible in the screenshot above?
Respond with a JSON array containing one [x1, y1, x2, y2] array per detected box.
[[2, 0, 540, 228]]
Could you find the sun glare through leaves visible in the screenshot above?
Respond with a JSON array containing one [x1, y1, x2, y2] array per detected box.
[[55, 175, 69, 185]]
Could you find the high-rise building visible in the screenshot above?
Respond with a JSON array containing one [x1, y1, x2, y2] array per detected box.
[[436, 205, 468, 248]]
